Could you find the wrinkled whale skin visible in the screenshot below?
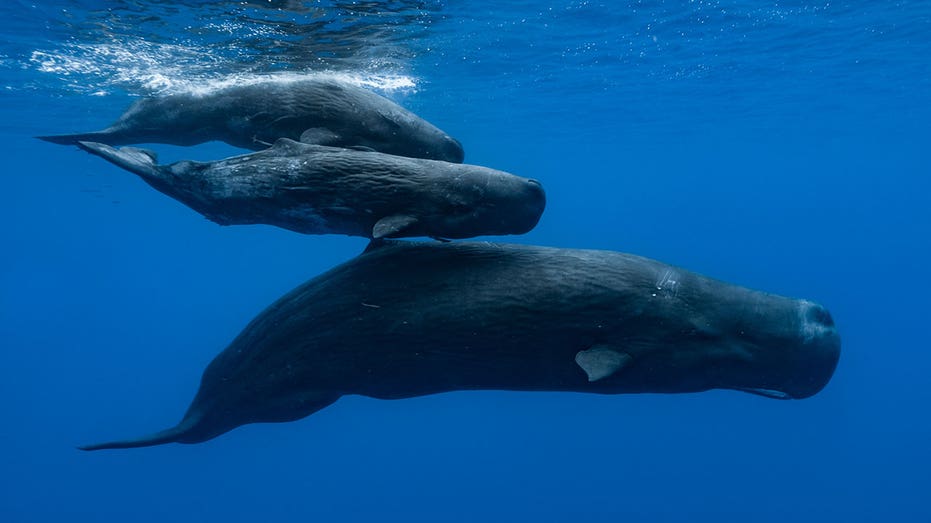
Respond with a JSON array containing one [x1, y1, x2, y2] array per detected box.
[[76, 139, 545, 239], [81, 240, 840, 450]]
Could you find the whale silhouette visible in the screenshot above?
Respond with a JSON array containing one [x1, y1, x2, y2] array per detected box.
[[81, 241, 841, 451]]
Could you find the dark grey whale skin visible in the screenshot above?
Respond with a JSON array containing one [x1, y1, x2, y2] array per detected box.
[[38, 78, 465, 163], [80, 241, 841, 451], [75, 139, 545, 240]]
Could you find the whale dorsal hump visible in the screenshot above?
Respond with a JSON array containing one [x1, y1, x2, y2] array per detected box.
[[575, 345, 632, 382], [372, 214, 419, 239]]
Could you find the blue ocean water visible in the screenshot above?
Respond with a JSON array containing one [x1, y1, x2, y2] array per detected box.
[[1, 1, 929, 521]]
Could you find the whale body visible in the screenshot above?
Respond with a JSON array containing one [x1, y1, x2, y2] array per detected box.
[[76, 139, 545, 239], [81, 240, 841, 450], [38, 77, 465, 162]]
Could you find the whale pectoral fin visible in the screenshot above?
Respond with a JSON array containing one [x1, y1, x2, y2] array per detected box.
[[299, 127, 341, 146], [575, 345, 632, 382], [373, 214, 419, 239]]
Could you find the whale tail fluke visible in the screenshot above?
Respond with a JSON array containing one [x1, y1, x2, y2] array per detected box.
[[75, 141, 161, 179], [37, 132, 115, 146], [78, 416, 197, 451]]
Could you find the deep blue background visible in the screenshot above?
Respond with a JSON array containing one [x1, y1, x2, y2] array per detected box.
[[1, 1, 930, 521]]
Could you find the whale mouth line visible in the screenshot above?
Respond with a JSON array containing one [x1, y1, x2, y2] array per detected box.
[[733, 387, 794, 400]]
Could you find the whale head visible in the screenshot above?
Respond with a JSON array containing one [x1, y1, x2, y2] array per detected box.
[[428, 166, 546, 239], [604, 272, 842, 400], [719, 299, 841, 399], [371, 110, 465, 163]]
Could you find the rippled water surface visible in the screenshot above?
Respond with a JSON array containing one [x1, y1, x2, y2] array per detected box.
[[1, 2, 929, 522]]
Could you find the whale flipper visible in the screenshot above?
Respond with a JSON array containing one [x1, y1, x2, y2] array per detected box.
[[75, 141, 161, 179], [373, 214, 419, 239], [299, 127, 341, 146], [575, 346, 632, 382]]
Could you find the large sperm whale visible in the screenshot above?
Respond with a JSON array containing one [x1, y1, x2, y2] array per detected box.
[[76, 139, 545, 239], [38, 77, 465, 162], [80, 240, 841, 450]]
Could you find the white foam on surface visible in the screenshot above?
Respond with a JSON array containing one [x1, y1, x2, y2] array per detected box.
[[28, 39, 418, 97]]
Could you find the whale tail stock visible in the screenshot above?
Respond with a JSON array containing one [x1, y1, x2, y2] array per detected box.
[[78, 415, 199, 451], [80, 392, 342, 451], [74, 141, 161, 179], [36, 131, 115, 146]]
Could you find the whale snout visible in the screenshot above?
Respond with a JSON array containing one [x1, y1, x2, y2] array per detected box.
[[513, 177, 546, 234], [415, 134, 464, 163], [789, 301, 841, 399], [803, 301, 835, 333], [465, 173, 546, 235], [441, 135, 465, 163], [727, 299, 840, 401], [749, 301, 840, 400]]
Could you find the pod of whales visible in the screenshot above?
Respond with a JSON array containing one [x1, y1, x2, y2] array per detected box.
[[80, 240, 841, 450], [41, 75, 840, 452], [39, 77, 465, 163], [77, 138, 545, 239]]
